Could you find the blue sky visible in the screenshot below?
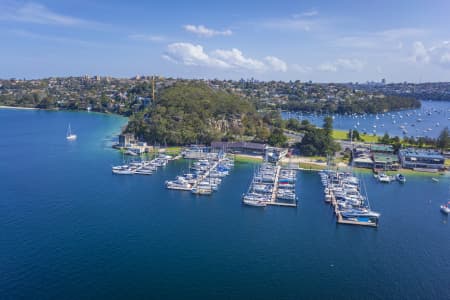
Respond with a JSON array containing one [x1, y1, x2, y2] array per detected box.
[[1, 0, 450, 82]]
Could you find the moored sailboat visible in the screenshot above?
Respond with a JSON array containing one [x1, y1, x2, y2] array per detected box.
[[66, 123, 77, 140]]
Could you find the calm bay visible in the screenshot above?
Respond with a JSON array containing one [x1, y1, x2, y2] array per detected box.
[[0, 109, 449, 299]]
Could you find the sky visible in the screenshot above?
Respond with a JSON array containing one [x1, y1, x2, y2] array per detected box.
[[0, 0, 450, 82]]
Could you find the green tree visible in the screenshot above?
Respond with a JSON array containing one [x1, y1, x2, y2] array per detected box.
[[268, 128, 287, 147], [379, 132, 390, 144], [323, 116, 333, 138], [437, 127, 450, 150], [348, 129, 362, 141]]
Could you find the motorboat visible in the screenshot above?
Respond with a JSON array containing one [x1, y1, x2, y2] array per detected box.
[[243, 199, 267, 207], [378, 173, 391, 183], [440, 202, 450, 214], [396, 174, 406, 183], [166, 176, 192, 190], [112, 166, 134, 175]]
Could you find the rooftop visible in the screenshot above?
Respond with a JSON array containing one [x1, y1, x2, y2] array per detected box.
[[373, 153, 399, 163], [353, 156, 373, 163], [211, 141, 267, 151], [371, 144, 394, 153], [399, 148, 444, 159]]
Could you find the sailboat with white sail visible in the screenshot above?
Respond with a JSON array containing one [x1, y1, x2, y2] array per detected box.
[[66, 124, 77, 140]]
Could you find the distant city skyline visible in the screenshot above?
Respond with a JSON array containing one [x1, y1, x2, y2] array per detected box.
[[1, 0, 450, 82]]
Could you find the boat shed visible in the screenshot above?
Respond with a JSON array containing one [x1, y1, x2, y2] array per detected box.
[[118, 133, 135, 147], [371, 144, 394, 154], [373, 153, 400, 170], [211, 141, 267, 156], [399, 148, 445, 170]]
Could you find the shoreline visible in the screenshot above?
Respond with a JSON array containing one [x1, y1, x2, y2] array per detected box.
[[233, 154, 264, 163], [290, 158, 449, 176], [0, 105, 40, 110]]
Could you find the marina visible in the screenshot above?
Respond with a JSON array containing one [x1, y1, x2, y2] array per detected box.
[[165, 153, 234, 195], [243, 163, 298, 207], [321, 170, 380, 227], [111, 154, 173, 175]]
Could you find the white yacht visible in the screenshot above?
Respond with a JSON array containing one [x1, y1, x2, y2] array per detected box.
[[378, 173, 391, 183], [440, 202, 450, 214], [66, 124, 77, 140], [243, 198, 267, 207]]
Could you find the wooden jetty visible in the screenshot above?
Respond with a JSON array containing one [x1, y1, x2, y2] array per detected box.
[[267, 165, 297, 207], [330, 193, 377, 227]]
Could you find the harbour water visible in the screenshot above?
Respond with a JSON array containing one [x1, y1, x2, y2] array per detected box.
[[284, 100, 450, 138], [1, 109, 449, 299]]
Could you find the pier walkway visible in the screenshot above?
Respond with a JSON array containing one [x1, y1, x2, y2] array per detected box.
[[330, 193, 377, 227], [267, 165, 297, 207]]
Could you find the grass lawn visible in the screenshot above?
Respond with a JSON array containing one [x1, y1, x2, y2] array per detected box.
[[332, 129, 379, 143], [298, 162, 325, 171], [234, 155, 263, 163], [160, 146, 182, 155]]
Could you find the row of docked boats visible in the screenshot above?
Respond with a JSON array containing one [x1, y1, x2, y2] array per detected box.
[[277, 169, 297, 202], [242, 163, 297, 207], [242, 163, 278, 207], [165, 155, 234, 195], [111, 154, 173, 175], [374, 173, 406, 183], [320, 170, 380, 226]]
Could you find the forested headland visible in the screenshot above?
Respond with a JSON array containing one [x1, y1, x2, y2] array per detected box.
[[281, 95, 421, 114], [125, 82, 286, 146]]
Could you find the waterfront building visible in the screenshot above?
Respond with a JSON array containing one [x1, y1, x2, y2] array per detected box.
[[370, 144, 399, 170], [373, 153, 400, 170], [211, 141, 267, 156], [370, 144, 394, 154], [352, 145, 374, 168], [399, 148, 445, 171], [266, 147, 288, 162], [182, 145, 217, 159], [118, 133, 135, 147]]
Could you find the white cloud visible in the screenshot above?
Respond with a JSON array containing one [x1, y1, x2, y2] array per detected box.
[[318, 63, 337, 72], [411, 41, 430, 63], [0, 2, 96, 26], [335, 27, 426, 51], [440, 53, 450, 66], [183, 25, 232, 37], [318, 58, 365, 72], [164, 43, 230, 68], [164, 42, 288, 72], [264, 56, 288, 72], [410, 41, 450, 69], [263, 10, 319, 32], [213, 48, 265, 70], [129, 34, 165, 42], [291, 64, 312, 73], [379, 28, 426, 40], [300, 9, 319, 17]]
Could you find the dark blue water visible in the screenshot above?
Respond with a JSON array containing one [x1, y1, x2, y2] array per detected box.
[[284, 100, 450, 138], [1, 109, 449, 299]]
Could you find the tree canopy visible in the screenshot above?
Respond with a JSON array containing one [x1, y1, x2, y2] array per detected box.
[[126, 81, 271, 145]]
